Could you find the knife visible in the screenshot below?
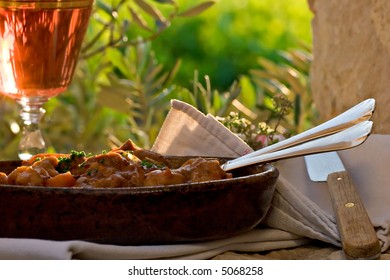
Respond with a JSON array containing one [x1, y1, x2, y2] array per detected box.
[[304, 152, 381, 259]]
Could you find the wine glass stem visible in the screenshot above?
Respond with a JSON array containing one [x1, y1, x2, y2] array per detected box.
[[17, 97, 48, 160]]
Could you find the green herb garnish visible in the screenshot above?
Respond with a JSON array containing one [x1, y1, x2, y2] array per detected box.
[[141, 160, 165, 169], [57, 150, 86, 173]]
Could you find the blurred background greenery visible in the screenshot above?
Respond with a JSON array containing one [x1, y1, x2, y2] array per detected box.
[[153, 0, 313, 90], [0, 0, 315, 160]]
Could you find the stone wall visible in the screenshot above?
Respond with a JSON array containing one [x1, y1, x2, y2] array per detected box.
[[309, 0, 390, 134]]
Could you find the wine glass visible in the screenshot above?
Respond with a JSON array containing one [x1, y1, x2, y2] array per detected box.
[[0, 0, 94, 160]]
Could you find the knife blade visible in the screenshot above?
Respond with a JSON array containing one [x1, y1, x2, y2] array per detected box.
[[304, 152, 381, 259]]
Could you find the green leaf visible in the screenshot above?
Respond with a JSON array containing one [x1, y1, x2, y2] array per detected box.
[[151, 0, 176, 4], [211, 89, 222, 114], [98, 87, 131, 114], [164, 59, 181, 86], [106, 48, 130, 77], [178, 1, 215, 17], [144, 63, 164, 84], [150, 72, 169, 92], [129, 7, 153, 32], [284, 68, 306, 94], [250, 69, 277, 80], [256, 58, 282, 76], [238, 75, 257, 109], [134, 0, 166, 23], [95, 0, 113, 17]]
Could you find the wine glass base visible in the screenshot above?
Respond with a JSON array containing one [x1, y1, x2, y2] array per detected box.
[[17, 97, 48, 160]]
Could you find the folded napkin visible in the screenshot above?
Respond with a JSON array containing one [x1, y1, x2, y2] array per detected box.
[[1, 100, 389, 259]]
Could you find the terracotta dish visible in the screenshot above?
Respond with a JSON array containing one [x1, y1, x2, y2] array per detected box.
[[0, 158, 278, 245]]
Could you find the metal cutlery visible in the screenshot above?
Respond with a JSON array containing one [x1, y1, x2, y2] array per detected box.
[[224, 98, 375, 168], [221, 120, 373, 171]]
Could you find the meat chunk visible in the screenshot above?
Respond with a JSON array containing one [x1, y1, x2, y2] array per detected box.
[[177, 158, 232, 182], [143, 158, 231, 186], [144, 168, 186, 186], [7, 156, 59, 186], [74, 151, 145, 188], [0, 172, 8, 185], [116, 139, 171, 168]]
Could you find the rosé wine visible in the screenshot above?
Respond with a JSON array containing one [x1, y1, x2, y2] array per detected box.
[[0, 1, 93, 99]]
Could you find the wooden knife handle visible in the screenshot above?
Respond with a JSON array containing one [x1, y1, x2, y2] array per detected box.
[[327, 171, 381, 259]]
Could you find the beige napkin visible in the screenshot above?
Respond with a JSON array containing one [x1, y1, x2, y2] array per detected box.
[[0, 99, 389, 259]]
